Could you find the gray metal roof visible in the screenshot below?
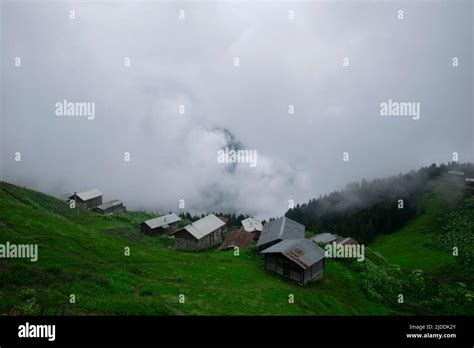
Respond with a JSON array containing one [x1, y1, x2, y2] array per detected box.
[[448, 170, 465, 176], [256, 217, 304, 248], [311, 233, 338, 244], [261, 239, 326, 269], [95, 200, 123, 211], [143, 213, 181, 229], [336, 237, 358, 245], [182, 214, 226, 240], [70, 189, 103, 201]]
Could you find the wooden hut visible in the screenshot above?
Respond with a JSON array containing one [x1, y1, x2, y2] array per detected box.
[[94, 200, 125, 215], [311, 233, 338, 245], [69, 189, 103, 210], [173, 214, 227, 251], [261, 239, 326, 284], [141, 213, 181, 236]]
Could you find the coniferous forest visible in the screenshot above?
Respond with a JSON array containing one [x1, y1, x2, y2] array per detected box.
[[285, 163, 474, 243]]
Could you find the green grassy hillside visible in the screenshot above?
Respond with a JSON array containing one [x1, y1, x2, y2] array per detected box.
[[370, 179, 472, 272], [0, 179, 472, 315], [0, 181, 392, 315], [368, 178, 474, 315]]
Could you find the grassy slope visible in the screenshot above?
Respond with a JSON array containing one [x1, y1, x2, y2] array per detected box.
[[0, 182, 392, 315], [370, 178, 468, 272]]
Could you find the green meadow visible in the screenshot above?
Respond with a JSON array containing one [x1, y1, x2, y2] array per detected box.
[[0, 180, 472, 315], [370, 183, 455, 272]]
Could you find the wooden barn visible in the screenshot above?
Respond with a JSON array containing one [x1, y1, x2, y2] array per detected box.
[[173, 214, 227, 251], [219, 229, 254, 251], [94, 200, 125, 215], [69, 189, 103, 210], [241, 217, 263, 240], [141, 213, 181, 236], [256, 217, 305, 251], [261, 239, 326, 284], [311, 233, 338, 245]]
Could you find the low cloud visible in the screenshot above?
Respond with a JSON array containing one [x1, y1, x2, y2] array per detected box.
[[1, 1, 472, 219]]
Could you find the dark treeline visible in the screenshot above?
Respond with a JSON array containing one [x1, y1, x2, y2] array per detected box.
[[178, 212, 250, 227], [285, 162, 474, 244]]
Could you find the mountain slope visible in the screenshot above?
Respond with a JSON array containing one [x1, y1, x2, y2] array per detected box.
[[1, 178, 472, 316], [370, 179, 459, 272], [0, 181, 392, 315]]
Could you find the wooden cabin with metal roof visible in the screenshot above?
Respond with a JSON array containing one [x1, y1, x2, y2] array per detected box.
[[311, 232, 338, 245], [140, 213, 181, 236], [69, 189, 103, 210], [173, 214, 227, 251], [94, 200, 125, 215], [261, 238, 326, 284]]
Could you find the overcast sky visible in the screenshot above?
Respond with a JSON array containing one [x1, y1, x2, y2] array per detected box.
[[1, 0, 472, 219]]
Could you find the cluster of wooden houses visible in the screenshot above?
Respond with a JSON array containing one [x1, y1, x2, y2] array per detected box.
[[149, 214, 325, 284], [140, 212, 326, 285], [62, 170, 473, 285], [66, 188, 358, 285], [140, 212, 358, 285], [67, 189, 126, 214]]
